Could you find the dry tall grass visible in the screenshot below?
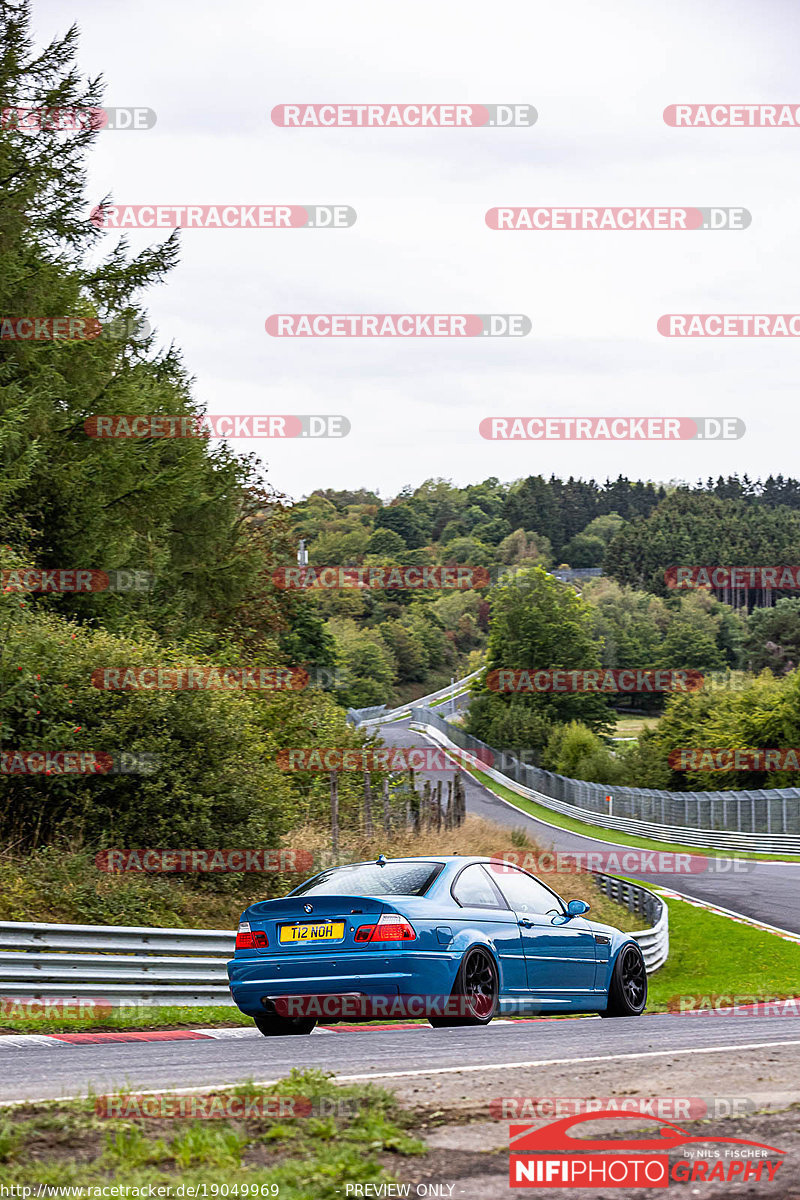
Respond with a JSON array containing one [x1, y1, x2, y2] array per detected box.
[[290, 815, 641, 931], [0, 816, 641, 932]]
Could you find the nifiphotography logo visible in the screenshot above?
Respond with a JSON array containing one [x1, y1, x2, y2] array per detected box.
[[508, 1111, 785, 1188]]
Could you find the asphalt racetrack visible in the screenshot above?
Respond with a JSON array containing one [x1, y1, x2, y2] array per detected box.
[[1, 1013, 799, 1107], [375, 716, 800, 935]]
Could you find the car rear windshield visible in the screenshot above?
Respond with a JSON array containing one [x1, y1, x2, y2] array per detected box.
[[291, 861, 444, 897]]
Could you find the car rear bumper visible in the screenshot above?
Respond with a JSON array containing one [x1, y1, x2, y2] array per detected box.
[[227, 949, 458, 1017]]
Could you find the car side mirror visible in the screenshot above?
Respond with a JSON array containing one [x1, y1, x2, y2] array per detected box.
[[567, 899, 590, 916]]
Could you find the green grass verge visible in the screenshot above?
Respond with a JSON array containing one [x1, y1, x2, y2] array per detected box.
[[467, 766, 797, 862], [429, 691, 469, 708], [613, 715, 659, 737], [0, 1069, 426, 1198], [0, 1005, 252, 1036], [646, 893, 800, 1010]]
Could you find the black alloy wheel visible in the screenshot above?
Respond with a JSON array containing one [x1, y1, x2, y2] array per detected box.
[[253, 1013, 317, 1036], [429, 946, 499, 1027], [601, 943, 648, 1017]]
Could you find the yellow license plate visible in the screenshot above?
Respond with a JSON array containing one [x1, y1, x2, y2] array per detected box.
[[280, 921, 345, 943]]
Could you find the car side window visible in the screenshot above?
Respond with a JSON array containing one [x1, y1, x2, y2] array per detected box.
[[486, 864, 565, 915], [451, 864, 508, 909]]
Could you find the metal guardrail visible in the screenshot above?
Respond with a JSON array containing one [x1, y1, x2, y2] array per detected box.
[[592, 873, 668, 973], [349, 671, 481, 727], [0, 883, 667, 1008], [0, 921, 235, 1006], [551, 568, 604, 582], [412, 708, 800, 853], [346, 704, 389, 723]]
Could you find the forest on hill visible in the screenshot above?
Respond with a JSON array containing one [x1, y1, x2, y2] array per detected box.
[[4, 7, 800, 875]]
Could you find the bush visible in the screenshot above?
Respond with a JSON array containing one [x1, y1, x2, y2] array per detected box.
[[0, 605, 362, 848], [561, 534, 606, 568], [366, 529, 406, 556], [543, 722, 627, 785]]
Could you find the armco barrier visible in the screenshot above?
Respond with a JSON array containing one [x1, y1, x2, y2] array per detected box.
[[411, 708, 800, 854], [346, 704, 388, 724], [0, 920, 235, 1006], [0, 881, 667, 1005], [592, 873, 668, 973], [348, 670, 481, 727]]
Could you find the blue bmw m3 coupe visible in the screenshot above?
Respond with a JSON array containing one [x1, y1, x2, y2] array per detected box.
[[227, 855, 647, 1036]]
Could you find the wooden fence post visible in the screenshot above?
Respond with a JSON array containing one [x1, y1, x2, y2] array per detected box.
[[363, 771, 374, 836], [329, 770, 339, 855], [382, 776, 391, 835], [454, 771, 465, 826]]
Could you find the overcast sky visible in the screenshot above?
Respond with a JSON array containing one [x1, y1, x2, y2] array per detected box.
[[34, 0, 800, 502]]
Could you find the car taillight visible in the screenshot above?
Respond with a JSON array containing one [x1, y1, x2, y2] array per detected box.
[[236, 921, 267, 949], [354, 914, 416, 943]]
